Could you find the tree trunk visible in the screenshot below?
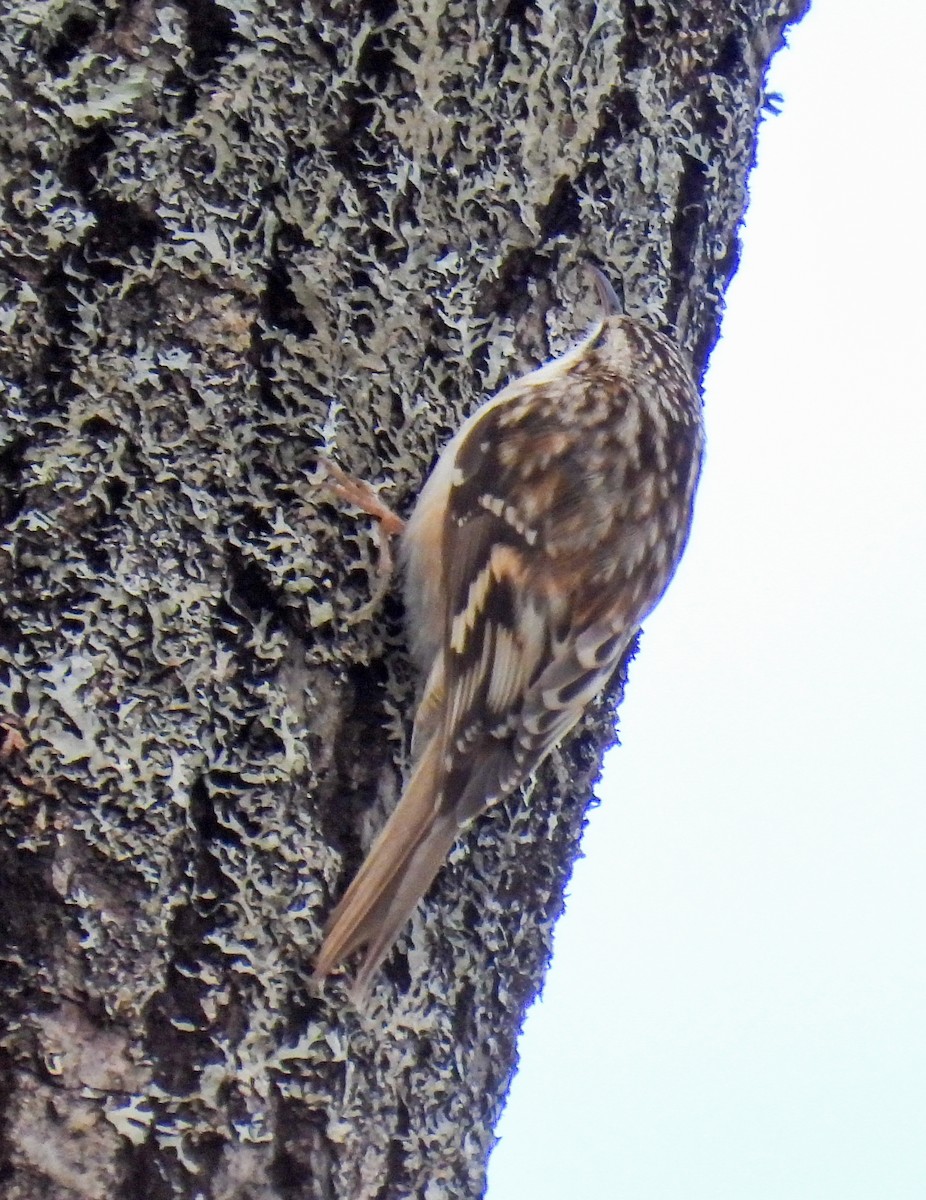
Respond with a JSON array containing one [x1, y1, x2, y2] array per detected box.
[[0, 1, 806, 1196]]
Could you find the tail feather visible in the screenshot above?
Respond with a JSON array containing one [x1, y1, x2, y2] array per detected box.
[[313, 736, 460, 1003]]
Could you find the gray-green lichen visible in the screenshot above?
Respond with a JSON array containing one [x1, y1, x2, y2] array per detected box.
[[0, 0, 807, 1196]]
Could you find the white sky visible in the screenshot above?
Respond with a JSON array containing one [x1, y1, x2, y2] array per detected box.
[[487, 1, 926, 1196]]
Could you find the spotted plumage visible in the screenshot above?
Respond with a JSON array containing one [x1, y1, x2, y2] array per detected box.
[[314, 270, 704, 1001]]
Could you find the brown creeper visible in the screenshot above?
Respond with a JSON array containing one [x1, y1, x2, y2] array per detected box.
[[314, 269, 705, 1001]]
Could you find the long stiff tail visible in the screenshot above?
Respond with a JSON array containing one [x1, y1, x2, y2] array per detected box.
[[313, 735, 460, 1003]]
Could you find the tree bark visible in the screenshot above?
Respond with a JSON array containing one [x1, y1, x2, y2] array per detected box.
[[0, 1, 806, 1196]]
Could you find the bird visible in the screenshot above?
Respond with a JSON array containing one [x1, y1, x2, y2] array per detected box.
[[314, 268, 705, 1002]]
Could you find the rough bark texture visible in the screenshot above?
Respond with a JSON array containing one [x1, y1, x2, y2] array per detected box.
[[0, 1, 807, 1197]]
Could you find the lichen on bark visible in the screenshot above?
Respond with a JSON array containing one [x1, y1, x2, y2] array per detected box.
[[0, 1, 807, 1196]]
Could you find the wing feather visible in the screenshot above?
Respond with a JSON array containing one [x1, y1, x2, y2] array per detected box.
[[431, 394, 643, 819]]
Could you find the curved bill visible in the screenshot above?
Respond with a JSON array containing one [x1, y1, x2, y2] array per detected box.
[[586, 263, 622, 316]]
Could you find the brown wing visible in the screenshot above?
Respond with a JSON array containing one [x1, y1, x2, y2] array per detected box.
[[428, 398, 634, 824]]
